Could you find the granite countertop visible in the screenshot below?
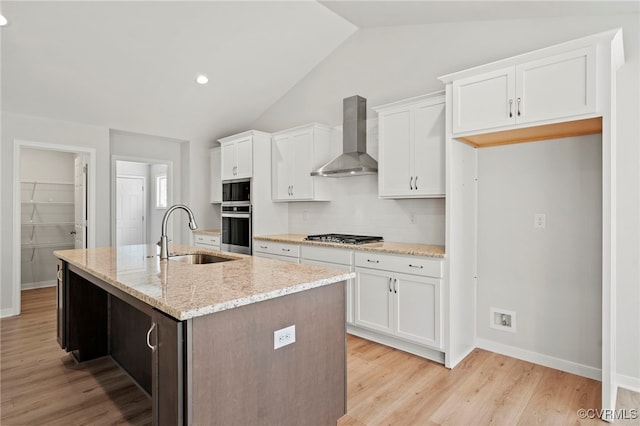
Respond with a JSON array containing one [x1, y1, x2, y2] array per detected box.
[[54, 244, 354, 321], [253, 234, 446, 258], [192, 229, 221, 236]]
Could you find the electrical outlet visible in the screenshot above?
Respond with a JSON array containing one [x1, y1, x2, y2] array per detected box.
[[274, 325, 296, 350], [409, 212, 416, 224], [534, 213, 546, 229], [490, 308, 516, 332]]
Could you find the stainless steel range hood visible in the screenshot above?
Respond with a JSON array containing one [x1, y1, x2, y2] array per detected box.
[[311, 95, 378, 177]]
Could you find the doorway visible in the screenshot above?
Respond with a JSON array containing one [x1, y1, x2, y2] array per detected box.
[[12, 140, 96, 316], [112, 158, 171, 247]]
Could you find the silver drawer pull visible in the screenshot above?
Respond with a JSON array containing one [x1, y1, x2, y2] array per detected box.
[[367, 259, 379, 264], [57, 269, 63, 281], [282, 248, 290, 252], [409, 264, 423, 269], [260, 245, 268, 249], [146, 322, 156, 352]]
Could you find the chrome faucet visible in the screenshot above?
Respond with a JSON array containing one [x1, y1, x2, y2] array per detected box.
[[159, 204, 198, 260]]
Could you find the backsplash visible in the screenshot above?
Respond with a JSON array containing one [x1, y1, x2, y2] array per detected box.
[[287, 118, 445, 245], [287, 174, 445, 245]]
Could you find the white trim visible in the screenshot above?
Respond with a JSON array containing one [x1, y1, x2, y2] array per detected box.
[[617, 374, 640, 393], [476, 337, 601, 381], [11, 139, 96, 319], [21, 280, 56, 291]]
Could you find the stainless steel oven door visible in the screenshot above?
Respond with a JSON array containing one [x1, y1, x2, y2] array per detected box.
[[221, 205, 252, 255]]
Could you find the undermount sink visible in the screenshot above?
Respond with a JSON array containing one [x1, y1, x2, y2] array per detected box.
[[169, 254, 233, 265]]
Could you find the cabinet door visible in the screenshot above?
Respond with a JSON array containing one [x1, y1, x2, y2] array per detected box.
[[413, 102, 445, 197], [394, 273, 440, 348], [234, 138, 253, 179], [220, 143, 236, 180], [378, 108, 413, 197], [452, 66, 516, 134], [516, 46, 595, 125], [56, 260, 67, 349], [290, 130, 314, 200], [209, 148, 222, 203], [151, 310, 185, 425], [271, 135, 291, 201], [354, 268, 393, 334]]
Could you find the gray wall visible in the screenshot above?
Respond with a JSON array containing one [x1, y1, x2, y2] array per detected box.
[[251, 15, 639, 382]]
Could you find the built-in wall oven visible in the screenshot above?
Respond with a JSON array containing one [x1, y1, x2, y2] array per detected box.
[[221, 179, 252, 255]]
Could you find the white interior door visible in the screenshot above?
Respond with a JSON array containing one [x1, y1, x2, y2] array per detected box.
[[116, 176, 145, 246], [74, 155, 88, 249]]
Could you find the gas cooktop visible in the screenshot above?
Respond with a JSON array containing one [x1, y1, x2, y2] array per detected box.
[[305, 233, 383, 245]]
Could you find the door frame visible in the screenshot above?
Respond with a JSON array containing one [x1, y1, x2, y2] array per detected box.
[[115, 174, 147, 246], [110, 155, 173, 247], [12, 139, 96, 317]]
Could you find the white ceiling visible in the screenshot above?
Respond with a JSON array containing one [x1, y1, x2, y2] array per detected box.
[[2, 1, 638, 142]]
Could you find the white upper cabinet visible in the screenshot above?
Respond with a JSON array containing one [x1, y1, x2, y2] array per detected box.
[[209, 147, 222, 203], [374, 92, 445, 198], [271, 123, 331, 202], [452, 46, 595, 135], [219, 133, 254, 180]]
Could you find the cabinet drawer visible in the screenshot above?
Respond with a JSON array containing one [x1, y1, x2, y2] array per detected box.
[[300, 245, 352, 265], [194, 234, 220, 247], [355, 252, 442, 278], [253, 241, 299, 258]]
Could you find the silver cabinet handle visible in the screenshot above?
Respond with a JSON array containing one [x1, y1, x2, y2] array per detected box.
[[282, 248, 290, 252], [509, 99, 513, 118], [146, 322, 156, 352], [393, 278, 398, 294], [367, 259, 379, 264], [409, 264, 424, 269], [409, 176, 413, 190], [388, 277, 393, 293], [260, 245, 268, 249], [414, 176, 418, 190], [57, 269, 63, 281], [517, 97, 521, 116], [290, 185, 293, 196]]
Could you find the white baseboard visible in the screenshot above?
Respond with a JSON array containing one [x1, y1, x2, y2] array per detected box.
[[445, 345, 475, 369], [476, 338, 601, 381], [617, 374, 640, 393], [0, 307, 20, 318], [21, 280, 56, 291]]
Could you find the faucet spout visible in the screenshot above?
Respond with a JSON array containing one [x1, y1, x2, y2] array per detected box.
[[159, 204, 198, 260]]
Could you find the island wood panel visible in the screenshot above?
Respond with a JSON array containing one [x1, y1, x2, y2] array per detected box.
[[110, 296, 153, 395], [189, 281, 347, 426], [67, 269, 108, 362]]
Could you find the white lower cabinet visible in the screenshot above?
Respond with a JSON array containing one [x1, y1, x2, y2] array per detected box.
[[300, 245, 354, 324], [354, 252, 442, 350], [194, 234, 220, 249], [253, 241, 300, 263]]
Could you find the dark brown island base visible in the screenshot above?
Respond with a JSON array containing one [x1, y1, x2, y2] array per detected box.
[[55, 244, 353, 425]]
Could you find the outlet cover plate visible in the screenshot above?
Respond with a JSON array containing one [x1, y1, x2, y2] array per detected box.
[[274, 325, 296, 349]]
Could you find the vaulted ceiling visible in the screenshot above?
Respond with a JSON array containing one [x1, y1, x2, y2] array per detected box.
[[2, 1, 638, 142]]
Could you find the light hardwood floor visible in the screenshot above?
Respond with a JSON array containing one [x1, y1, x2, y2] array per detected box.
[[2, 288, 638, 425]]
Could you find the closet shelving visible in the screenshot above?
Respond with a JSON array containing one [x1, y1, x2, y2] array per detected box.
[[21, 181, 75, 286]]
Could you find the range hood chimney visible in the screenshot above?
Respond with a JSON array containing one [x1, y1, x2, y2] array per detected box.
[[311, 95, 378, 177]]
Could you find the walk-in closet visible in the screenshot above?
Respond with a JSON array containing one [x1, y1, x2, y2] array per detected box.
[[20, 148, 87, 290]]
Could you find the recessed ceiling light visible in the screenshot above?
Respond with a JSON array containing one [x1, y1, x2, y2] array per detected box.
[[0, 14, 8, 26], [196, 75, 208, 85]]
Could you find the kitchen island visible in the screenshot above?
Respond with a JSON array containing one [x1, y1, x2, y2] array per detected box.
[[54, 244, 353, 426]]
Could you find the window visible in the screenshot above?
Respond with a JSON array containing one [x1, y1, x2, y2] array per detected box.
[[156, 175, 167, 208]]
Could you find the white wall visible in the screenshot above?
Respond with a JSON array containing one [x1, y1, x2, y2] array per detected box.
[[251, 14, 639, 383], [477, 135, 602, 371], [1, 112, 110, 315], [21, 148, 75, 183]]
